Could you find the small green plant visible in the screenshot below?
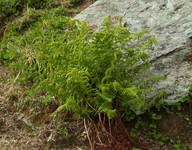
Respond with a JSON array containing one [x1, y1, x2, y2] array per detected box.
[[42, 95, 53, 106], [149, 122, 157, 129], [132, 147, 141, 150], [173, 139, 181, 150], [181, 85, 192, 102], [133, 117, 148, 131], [58, 127, 70, 140], [130, 128, 136, 139], [80, 131, 85, 137], [150, 112, 162, 120], [184, 115, 192, 126]]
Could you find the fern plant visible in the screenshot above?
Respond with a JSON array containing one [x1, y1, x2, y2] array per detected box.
[[0, 14, 165, 120], [37, 16, 164, 119]]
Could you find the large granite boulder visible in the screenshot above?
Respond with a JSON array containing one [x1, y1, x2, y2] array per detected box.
[[75, 0, 192, 105]]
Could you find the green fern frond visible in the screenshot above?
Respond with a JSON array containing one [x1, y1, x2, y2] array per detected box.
[[123, 87, 138, 99]]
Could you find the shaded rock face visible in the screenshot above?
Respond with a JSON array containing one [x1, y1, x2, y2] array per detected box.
[[75, 0, 192, 105]]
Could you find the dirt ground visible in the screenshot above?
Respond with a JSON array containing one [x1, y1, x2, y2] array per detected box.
[[0, 64, 50, 149], [0, 63, 88, 149]]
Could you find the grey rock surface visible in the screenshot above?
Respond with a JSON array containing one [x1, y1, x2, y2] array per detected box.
[[75, 0, 192, 105]]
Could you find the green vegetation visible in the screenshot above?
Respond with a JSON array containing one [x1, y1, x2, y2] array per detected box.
[[0, 0, 54, 23], [129, 86, 192, 149], [0, 10, 166, 120], [70, 0, 82, 4], [0, 1, 191, 149]]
